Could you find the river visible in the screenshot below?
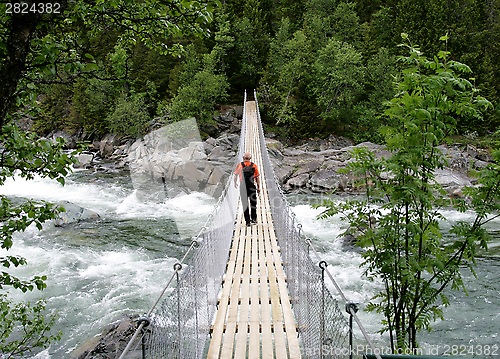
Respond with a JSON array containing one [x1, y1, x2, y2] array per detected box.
[[0, 166, 498, 358]]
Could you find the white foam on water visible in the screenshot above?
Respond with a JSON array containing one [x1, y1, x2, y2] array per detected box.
[[0, 173, 130, 215], [116, 190, 215, 219], [0, 172, 215, 357], [116, 189, 216, 240], [3, 229, 176, 357]]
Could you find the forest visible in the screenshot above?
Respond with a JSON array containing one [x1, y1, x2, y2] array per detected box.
[[2, 0, 499, 145]]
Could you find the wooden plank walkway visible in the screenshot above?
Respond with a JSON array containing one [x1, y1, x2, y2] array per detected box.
[[207, 101, 301, 358]]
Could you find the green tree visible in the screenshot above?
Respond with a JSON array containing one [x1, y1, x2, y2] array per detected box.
[[0, 0, 219, 126], [303, 1, 361, 53], [105, 92, 151, 137], [229, 0, 270, 92], [318, 35, 496, 351], [168, 15, 232, 126], [262, 26, 312, 129], [309, 39, 365, 133], [350, 47, 397, 142], [70, 78, 119, 136]]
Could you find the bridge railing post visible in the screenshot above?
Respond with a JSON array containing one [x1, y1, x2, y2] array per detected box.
[[319, 260, 329, 359], [174, 264, 182, 358], [346, 302, 360, 359]]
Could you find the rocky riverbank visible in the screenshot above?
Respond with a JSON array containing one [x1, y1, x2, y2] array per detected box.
[[66, 128, 493, 200], [266, 136, 493, 198]]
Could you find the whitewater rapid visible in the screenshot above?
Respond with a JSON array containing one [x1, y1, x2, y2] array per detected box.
[[0, 171, 498, 357]]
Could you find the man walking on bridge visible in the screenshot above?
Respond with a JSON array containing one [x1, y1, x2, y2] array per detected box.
[[234, 152, 261, 226]]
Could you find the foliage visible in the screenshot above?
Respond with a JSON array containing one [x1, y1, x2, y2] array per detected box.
[[310, 39, 365, 130], [0, 0, 220, 126], [0, 124, 75, 355], [0, 295, 61, 359], [105, 92, 152, 137], [168, 15, 231, 125], [69, 78, 120, 136], [263, 26, 311, 129], [318, 36, 496, 351], [3, 0, 499, 142]]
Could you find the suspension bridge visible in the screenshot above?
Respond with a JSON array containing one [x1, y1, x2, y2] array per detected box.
[[119, 92, 379, 359]]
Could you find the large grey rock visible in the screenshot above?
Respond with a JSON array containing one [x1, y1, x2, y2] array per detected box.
[[71, 315, 140, 359], [293, 160, 322, 177], [55, 201, 100, 227], [178, 141, 206, 161], [207, 146, 228, 161], [434, 169, 472, 187], [216, 133, 240, 150], [207, 166, 226, 185], [50, 130, 77, 149], [266, 138, 283, 152], [275, 165, 295, 183], [288, 173, 310, 188], [74, 153, 94, 169], [126, 131, 237, 199], [100, 134, 122, 158], [309, 170, 341, 192]]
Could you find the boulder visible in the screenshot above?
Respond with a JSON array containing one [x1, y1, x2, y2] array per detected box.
[[55, 201, 100, 227], [100, 134, 122, 158], [266, 138, 283, 152], [288, 173, 310, 188], [207, 166, 226, 185], [309, 170, 341, 192], [434, 168, 472, 188], [216, 133, 240, 151], [208, 146, 229, 161], [179, 141, 207, 161], [74, 153, 94, 169], [274, 165, 295, 183], [71, 315, 141, 359], [293, 160, 322, 177], [50, 130, 77, 149]]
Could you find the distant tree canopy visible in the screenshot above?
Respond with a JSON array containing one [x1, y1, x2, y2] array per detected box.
[[1, 0, 499, 142], [0, 0, 218, 128]]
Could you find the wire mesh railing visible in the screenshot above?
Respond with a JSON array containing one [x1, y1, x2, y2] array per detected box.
[[254, 90, 380, 359], [119, 94, 248, 359]]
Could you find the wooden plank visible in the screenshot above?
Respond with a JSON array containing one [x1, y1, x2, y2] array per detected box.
[[249, 225, 261, 359], [264, 209, 302, 358], [263, 225, 288, 358], [207, 210, 244, 359], [209, 210, 245, 359], [220, 215, 247, 359], [258, 224, 274, 359], [233, 226, 252, 357]]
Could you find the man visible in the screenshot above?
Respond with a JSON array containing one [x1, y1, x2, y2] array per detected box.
[[234, 152, 261, 226]]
